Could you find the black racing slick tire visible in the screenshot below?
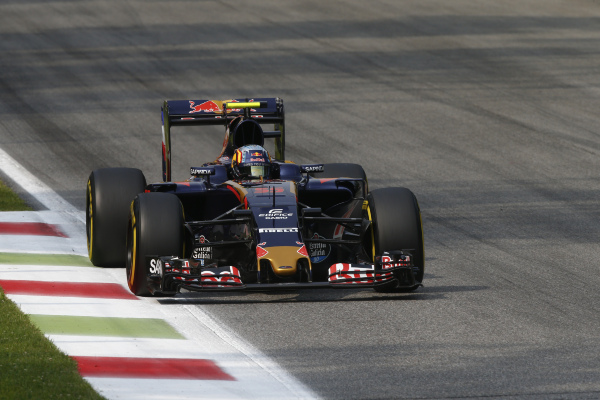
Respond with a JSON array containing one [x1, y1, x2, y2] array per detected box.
[[126, 192, 184, 296], [86, 168, 146, 268], [367, 187, 424, 292]]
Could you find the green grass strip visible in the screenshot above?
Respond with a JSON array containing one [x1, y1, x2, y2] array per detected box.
[[0, 179, 32, 211], [0, 252, 93, 266], [30, 315, 185, 339], [0, 289, 106, 399]]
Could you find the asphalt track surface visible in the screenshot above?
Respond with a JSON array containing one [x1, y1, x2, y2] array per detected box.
[[2, 1, 600, 398]]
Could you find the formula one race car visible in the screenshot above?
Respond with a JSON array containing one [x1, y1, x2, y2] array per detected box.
[[86, 98, 424, 296]]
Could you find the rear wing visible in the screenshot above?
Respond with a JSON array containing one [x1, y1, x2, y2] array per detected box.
[[161, 98, 285, 182]]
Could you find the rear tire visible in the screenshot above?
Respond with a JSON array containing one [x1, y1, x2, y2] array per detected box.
[[126, 193, 184, 296], [86, 168, 146, 267], [368, 187, 424, 292]]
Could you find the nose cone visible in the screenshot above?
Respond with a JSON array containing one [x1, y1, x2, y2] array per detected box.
[[257, 246, 310, 277]]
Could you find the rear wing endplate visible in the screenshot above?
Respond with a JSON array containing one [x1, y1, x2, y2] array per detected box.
[[161, 98, 285, 182]]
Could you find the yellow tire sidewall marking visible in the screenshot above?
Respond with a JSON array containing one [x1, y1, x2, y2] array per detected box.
[[87, 179, 93, 260], [128, 201, 137, 289]]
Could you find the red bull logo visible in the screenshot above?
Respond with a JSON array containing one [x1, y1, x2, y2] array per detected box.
[[189, 100, 221, 113], [188, 99, 257, 114]]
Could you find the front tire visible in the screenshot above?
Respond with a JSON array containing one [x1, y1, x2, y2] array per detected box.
[[368, 187, 424, 292], [126, 192, 184, 296], [86, 168, 146, 267]]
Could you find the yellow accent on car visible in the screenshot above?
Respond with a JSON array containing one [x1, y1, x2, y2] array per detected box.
[[258, 246, 310, 277], [225, 102, 262, 109], [366, 201, 375, 262]]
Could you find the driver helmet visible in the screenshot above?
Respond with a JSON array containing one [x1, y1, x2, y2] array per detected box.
[[231, 145, 272, 179]]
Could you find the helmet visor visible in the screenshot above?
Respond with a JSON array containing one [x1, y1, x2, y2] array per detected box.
[[238, 164, 270, 179]]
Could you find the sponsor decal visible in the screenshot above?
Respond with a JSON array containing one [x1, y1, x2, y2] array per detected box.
[[192, 248, 212, 259], [192, 235, 212, 260], [328, 263, 375, 284], [381, 255, 411, 269], [258, 209, 293, 220], [149, 258, 164, 276], [252, 152, 262, 156], [301, 164, 325, 173], [309, 233, 331, 263], [200, 266, 242, 285], [188, 99, 254, 114], [189, 100, 221, 113], [258, 228, 298, 233], [190, 167, 215, 176], [168, 259, 192, 277]]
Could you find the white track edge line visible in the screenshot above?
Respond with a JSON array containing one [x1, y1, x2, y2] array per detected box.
[[0, 147, 77, 213], [182, 304, 319, 399], [0, 147, 320, 399]]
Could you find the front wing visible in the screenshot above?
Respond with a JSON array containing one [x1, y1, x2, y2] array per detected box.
[[145, 251, 418, 294]]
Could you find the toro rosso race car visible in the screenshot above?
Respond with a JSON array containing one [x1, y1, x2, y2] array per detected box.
[[86, 98, 424, 296]]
